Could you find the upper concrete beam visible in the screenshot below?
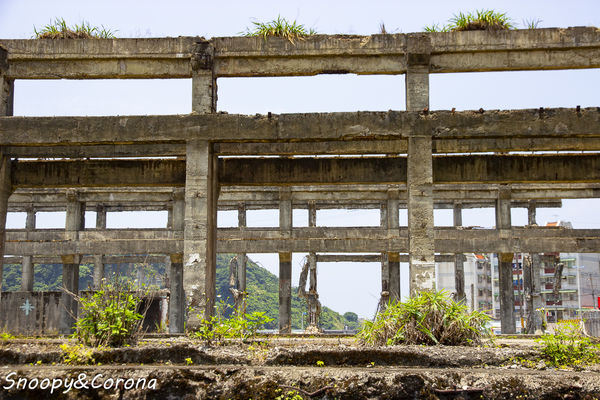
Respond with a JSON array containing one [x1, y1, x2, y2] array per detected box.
[[2, 28, 597, 78], [1, 108, 599, 147]]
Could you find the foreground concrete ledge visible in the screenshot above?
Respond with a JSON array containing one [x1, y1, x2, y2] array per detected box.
[[1, 27, 599, 78]]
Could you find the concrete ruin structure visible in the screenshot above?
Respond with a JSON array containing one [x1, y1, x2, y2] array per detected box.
[[0, 27, 599, 335]]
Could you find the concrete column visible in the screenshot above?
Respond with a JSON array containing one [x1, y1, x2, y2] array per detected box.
[[380, 252, 390, 307], [236, 202, 247, 313], [406, 35, 434, 295], [279, 251, 292, 333], [183, 141, 218, 327], [496, 186, 515, 334], [92, 205, 106, 289], [95, 205, 106, 229], [0, 48, 14, 117], [169, 253, 184, 334], [279, 190, 292, 333], [60, 190, 84, 335], [308, 201, 317, 227], [191, 42, 216, 113], [528, 200, 537, 226], [307, 252, 320, 330], [453, 202, 466, 303], [387, 189, 400, 301], [169, 188, 185, 334], [0, 152, 11, 292], [523, 253, 543, 333], [21, 207, 36, 291]]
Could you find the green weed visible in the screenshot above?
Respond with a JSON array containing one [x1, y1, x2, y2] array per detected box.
[[537, 321, 600, 367], [34, 18, 116, 39], [356, 290, 490, 346], [242, 15, 316, 42], [425, 10, 515, 32], [0, 331, 15, 340], [60, 343, 95, 365]]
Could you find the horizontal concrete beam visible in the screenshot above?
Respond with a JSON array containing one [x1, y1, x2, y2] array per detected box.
[[10, 154, 600, 188], [1, 108, 599, 147], [2, 28, 598, 78], [315, 254, 455, 263], [5, 227, 599, 255], [3, 255, 168, 265], [220, 155, 600, 185]]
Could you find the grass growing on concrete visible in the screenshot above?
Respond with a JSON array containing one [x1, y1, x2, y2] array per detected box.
[[242, 16, 316, 42], [424, 9, 515, 32], [357, 290, 490, 346], [536, 321, 600, 367], [34, 18, 116, 39]]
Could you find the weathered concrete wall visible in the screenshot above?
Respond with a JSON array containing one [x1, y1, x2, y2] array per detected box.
[[0, 291, 62, 335]]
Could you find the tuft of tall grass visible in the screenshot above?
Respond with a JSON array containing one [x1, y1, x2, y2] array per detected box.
[[356, 290, 490, 346], [34, 18, 116, 39], [424, 10, 515, 32], [242, 15, 316, 42]]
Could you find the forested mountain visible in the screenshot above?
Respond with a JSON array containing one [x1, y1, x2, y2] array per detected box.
[[1, 254, 361, 331]]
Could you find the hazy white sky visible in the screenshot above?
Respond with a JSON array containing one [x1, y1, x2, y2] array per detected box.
[[1, 0, 599, 318]]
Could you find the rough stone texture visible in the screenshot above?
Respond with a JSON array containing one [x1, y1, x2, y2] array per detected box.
[[278, 252, 292, 334], [0, 154, 11, 294], [183, 140, 217, 326]]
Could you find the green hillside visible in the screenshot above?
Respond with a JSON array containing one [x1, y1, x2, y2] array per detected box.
[[1, 254, 360, 331]]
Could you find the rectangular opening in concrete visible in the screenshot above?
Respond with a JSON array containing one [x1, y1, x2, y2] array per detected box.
[[217, 210, 238, 228], [316, 209, 380, 227], [13, 79, 191, 116], [84, 211, 96, 229], [246, 209, 279, 228], [399, 209, 408, 227], [536, 199, 600, 228], [35, 211, 65, 229], [6, 212, 26, 229], [510, 208, 528, 227], [293, 209, 308, 227], [462, 208, 495, 229], [434, 209, 453, 226], [217, 75, 406, 114], [106, 211, 167, 229], [430, 69, 600, 111], [316, 261, 381, 320]]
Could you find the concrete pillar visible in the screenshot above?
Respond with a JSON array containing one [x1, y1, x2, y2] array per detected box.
[[183, 141, 218, 327], [279, 251, 292, 333], [406, 35, 434, 295], [95, 205, 106, 229], [387, 189, 400, 301], [306, 252, 320, 329], [169, 253, 184, 334], [308, 201, 317, 227], [496, 186, 515, 334], [236, 202, 247, 313], [528, 200, 537, 226], [92, 205, 106, 289], [191, 42, 216, 113], [169, 188, 185, 334], [60, 190, 84, 335], [0, 48, 14, 117], [523, 253, 543, 333], [278, 190, 292, 333], [0, 151, 11, 292], [21, 207, 36, 291], [453, 202, 466, 303]]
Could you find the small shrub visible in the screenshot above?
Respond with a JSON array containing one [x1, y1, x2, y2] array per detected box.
[[191, 302, 274, 345], [0, 331, 15, 340], [242, 15, 316, 42], [537, 321, 600, 367], [73, 279, 148, 347], [425, 10, 515, 32], [34, 17, 116, 39], [356, 290, 490, 346]]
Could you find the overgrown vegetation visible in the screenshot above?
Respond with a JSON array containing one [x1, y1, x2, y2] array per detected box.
[[190, 301, 273, 345], [424, 10, 515, 32], [242, 16, 316, 42], [357, 290, 490, 346], [60, 343, 95, 365], [536, 321, 600, 367], [73, 279, 148, 347], [34, 18, 116, 39]]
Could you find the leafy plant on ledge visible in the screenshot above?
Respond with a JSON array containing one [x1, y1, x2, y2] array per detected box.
[[34, 17, 116, 39], [242, 15, 317, 42], [425, 9, 515, 32]]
